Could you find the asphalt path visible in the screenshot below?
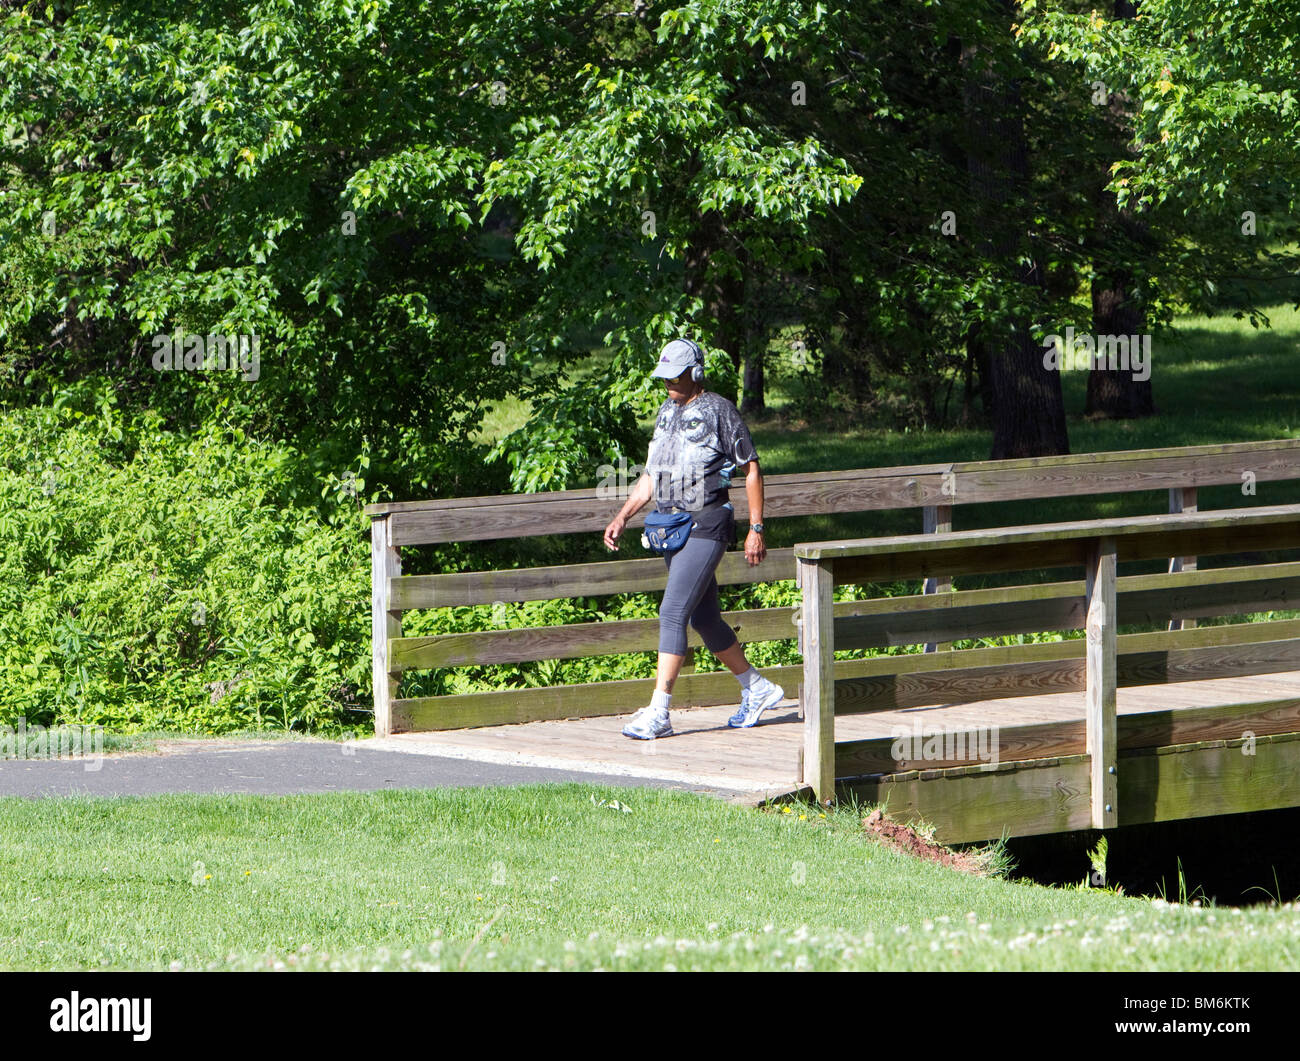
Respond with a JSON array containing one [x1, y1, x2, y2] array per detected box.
[[0, 738, 757, 802]]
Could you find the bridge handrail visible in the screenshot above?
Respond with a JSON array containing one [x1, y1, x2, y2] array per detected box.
[[368, 439, 1300, 737], [795, 503, 1300, 821]]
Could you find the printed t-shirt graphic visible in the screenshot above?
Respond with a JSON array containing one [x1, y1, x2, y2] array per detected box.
[[645, 392, 759, 543]]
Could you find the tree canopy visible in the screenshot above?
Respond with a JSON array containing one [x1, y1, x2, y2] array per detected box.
[[2, 0, 1296, 492]]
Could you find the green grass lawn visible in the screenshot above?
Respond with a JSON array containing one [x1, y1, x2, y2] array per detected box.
[[3, 785, 1298, 971]]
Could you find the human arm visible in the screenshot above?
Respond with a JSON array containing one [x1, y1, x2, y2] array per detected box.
[[741, 459, 766, 566], [603, 471, 654, 551]]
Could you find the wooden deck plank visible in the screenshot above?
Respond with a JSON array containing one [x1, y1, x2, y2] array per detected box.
[[369, 671, 1300, 807]]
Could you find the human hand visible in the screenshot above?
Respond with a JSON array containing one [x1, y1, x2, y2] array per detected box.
[[745, 529, 766, 566], [604, 515, 627, 551]]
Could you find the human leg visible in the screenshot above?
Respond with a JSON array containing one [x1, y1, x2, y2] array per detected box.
[[672, 553, 786, 726], [624, 537, 728, 739], [676, 541, 786, 728]]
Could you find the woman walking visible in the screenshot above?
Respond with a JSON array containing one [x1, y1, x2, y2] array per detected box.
[[602, 337, 786, 739]]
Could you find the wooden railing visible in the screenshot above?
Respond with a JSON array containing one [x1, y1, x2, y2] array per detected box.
[[795, 505, 1300, 831], [366, 439, 1300, 737]]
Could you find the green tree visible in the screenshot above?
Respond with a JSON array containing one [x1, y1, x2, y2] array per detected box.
[[1020, 0, 1300, 327]]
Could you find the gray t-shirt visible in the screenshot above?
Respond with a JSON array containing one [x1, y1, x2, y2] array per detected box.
[[644, 391, 759, 543]]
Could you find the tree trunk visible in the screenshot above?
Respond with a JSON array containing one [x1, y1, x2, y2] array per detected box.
[[741, 353, 765, 415], [739, 249, 765, 414], [1087, 275, 1154, 417], [1086, 0, 1155, 419], [684, 201, 745, 374], [962, 321, 993, 426], [961, 17, 1069, 458]]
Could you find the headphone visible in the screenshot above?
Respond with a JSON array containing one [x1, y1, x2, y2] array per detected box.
[[680, 338, 705, 383]]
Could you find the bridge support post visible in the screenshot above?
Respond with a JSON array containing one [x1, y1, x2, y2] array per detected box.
[[1168, 487, 1198, 630], [799, 557, 837, 805], [922, 504, 954, 652], [1085, 536, 1118, 830], [371, 514, 403, 737]]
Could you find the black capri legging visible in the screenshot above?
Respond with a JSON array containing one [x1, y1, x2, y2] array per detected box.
[[658, 536, 739, 657]]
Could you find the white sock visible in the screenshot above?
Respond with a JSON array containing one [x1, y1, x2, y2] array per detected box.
[[651, 689, 672, 713], [737, 667, 764, 691]]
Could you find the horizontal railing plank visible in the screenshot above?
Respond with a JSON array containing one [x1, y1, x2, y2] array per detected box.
[[390, 549, 797, 609], [383, 475, 947, 546], [391, 665, 801, 732], [391, 601, 811, 671], [365, 462, 943, 515], [834, 561, 1300, 650], [365, 439, 1300, 547], [389, 543, 1300, 616], [833, 618, 1300, 714], [394, 646, 998, 730], [834, 696, 1300, 775], [945, 445, 1300, 505], [809, 505, 1300, 583]]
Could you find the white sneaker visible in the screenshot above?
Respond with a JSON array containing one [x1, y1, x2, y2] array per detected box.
[[728, 681, 785, 728], [622, 706, 673, 740]]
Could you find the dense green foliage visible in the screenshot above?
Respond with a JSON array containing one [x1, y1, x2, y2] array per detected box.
[[0, 380, 370, 731]]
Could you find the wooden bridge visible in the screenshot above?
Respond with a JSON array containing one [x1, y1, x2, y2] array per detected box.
[[365, 439, 1300, 842]]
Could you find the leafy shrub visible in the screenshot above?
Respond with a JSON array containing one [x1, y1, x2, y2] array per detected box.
[[0, 383, 371, 734]]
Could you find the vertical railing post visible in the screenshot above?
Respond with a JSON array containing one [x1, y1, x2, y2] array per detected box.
[[371, 514, 403, 737], [1168, 487, 1198, 630], [800, 556, 836, 805], [922, 504, 954, 652], [1085, 536, 1118, 830]]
